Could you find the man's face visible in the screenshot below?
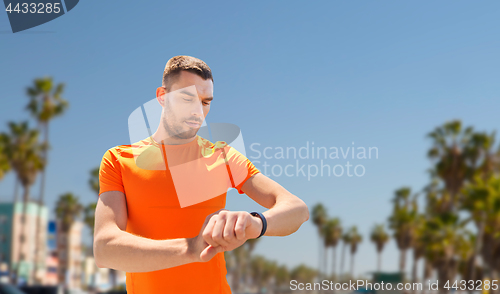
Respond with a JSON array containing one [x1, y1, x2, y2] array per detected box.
[[161, 71, 213, 140]]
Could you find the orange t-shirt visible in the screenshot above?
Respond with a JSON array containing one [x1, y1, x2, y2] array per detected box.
[[98, 134, 260, 294]]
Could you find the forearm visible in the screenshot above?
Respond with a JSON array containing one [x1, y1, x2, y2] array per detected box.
[[262, 194, 309, 236], [94, 228, 196, 272]]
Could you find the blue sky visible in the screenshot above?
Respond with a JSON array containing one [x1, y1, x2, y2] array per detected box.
[[1, 0, 499, 279]]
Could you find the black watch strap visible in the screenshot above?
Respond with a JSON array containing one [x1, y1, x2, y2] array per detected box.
[[250, 211, 267, 238]]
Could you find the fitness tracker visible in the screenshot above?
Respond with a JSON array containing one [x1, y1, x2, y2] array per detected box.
[[250, 211, 267, 239]]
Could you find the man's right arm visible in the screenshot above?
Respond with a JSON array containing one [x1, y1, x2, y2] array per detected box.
[[93, 190, 221, 272]]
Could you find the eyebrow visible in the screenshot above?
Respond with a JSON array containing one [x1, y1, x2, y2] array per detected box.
[[179, 90, 213, 101], [180, 90, 196, 97]]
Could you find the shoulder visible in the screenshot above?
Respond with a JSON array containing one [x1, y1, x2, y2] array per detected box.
[[102, 138, 153, 161]]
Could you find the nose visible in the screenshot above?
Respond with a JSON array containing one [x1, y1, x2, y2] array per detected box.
[[190, 100, 204, 120]]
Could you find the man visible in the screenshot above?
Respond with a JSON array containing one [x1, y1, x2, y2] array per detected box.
[[94, 55, 309, 293]]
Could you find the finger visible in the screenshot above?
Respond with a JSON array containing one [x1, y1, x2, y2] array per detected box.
[[202, 215, 219, 248], [200, 211, 216, 233], [200, 208, 226, 233], [223, 214, 237, 243], [212, 216, 230, 247], [234, 214, 247, 240], [200, 245, 224, 262]]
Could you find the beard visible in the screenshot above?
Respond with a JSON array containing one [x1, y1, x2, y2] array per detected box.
[[162, 116, 198, 140], [162, 103, 199, 140]]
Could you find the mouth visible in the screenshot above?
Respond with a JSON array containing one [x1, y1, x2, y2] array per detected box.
[[185, 121, 201, 128]]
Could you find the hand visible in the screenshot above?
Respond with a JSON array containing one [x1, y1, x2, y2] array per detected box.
[[203, 209, 262, 249], [189, 209, 263, 262]]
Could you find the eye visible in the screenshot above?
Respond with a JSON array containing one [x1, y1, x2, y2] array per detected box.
[[203, 102, 210, 106]]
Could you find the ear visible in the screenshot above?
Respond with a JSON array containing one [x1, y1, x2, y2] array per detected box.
[[156, 87, 166, 106]]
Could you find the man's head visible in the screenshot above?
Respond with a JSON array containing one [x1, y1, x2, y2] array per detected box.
[[156, 56, 214, 141]]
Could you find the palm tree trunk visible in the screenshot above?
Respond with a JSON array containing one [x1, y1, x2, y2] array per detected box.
[[323, 245, 328, 279], [13, 177, 20, 202], [332, 245, 337, 281], [245, 250, 251, 291], [318, 239, 325, 294], [32, 123, 48, 285], [350, 252, 354, 278], [400, 249, 407, 274], [340, 243, 346, 281], [468, 213, 485, 291], [16, 185, 30, 285], [232, 257, 240, 293], [422, 259, 432, 294], [318, 236, 323, 276], [377, 251, 381, 272], [492, 270, 500, 294], [412, 255, 418, 294]]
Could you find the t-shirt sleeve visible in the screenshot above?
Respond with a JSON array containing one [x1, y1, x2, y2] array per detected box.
[[222, 145, 261, 194], [98, 149, 125, 196]]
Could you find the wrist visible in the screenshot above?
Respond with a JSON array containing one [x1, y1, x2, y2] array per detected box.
[[185, 237, 200, 263], [247, 214, 263, 239], [249, 212, 267, 239], [250, 211, 267, 239]]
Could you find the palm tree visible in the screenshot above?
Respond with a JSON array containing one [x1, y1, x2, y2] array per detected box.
[[290, 264, 317, 285], [464, 175, 500, 281], [421, 212, 469, 294], [55, 192, 83, 288], [370, 224, 389, 272], [410, 215, 427, 293], [89, 167, 99, 195], [388, 187, 418, 275], [244, 237, 260, 289], [455, 232, 474, 281], [26, 76, 68, 284], [466, 131, 497, 180], [262, 260, 278, 294], [348, 226, 362, 278], [461, 132, 498, 282], [275, 265, 290, 292], [230, 245, 247, 292], [83, 203, 97, 246], [0, 133, 11, 182], [323, 218, 342, 280], [2, 122, 46, 284], [339, 231, 351, 280], [481, 176, 500, 294], [427, 122, 500, 292], [55, 192, 83, 235], [421, 172, 472, 294], [312, 203, 328, 277], [250, 255, 267, 294], [3, 130, 21, 206], [461, 175, 490, 281], [427, 120, 475, 213]]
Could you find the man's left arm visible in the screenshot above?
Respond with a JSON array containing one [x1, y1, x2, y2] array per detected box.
[[240, 172, 309, 236], [201, 145, 309, 254]]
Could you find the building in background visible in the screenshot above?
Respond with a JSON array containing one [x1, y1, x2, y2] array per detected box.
[[45, 220, 58, 285], [57, 220, 83, 290], [45, 251, 58, 285], [0, 201, 48, 285], [47, 220, 57, 252]]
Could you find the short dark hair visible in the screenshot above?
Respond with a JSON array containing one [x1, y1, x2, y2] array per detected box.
[[162, 56, 213, 91]]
